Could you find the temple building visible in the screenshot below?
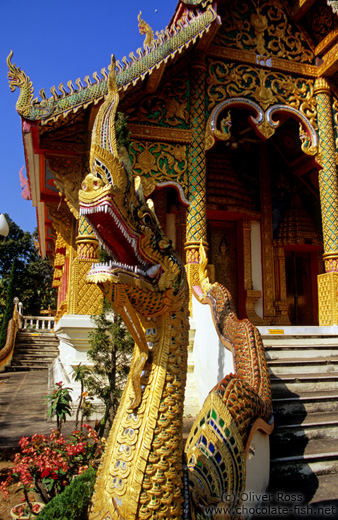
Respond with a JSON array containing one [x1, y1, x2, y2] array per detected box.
[[8, 0, 338, 333]]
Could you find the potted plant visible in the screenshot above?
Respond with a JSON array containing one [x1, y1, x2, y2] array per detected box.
[[10, 501, 44, 519]]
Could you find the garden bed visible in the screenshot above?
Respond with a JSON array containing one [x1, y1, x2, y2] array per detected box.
[[0, 457, 34, 520]]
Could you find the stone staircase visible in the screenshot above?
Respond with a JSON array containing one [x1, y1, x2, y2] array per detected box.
[[263, 333, 338, 502], [7, 331, 60, 371]]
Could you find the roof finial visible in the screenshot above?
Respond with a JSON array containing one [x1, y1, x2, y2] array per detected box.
[[138, 11, 154, 49], [7, 51, 34, 117]]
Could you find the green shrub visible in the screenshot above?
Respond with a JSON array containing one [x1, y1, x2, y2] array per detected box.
[[36, 466, 96, 520], [0, 258, 16, 350]]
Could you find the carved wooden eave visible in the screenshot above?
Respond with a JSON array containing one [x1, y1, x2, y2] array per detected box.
[[319, 40, 338, 76], [315, 27, 338, 56], [144, 63, 166, 94], [128, 123, 192, 144], [207, 45, 319, 77], [289, 0, 338, 57]]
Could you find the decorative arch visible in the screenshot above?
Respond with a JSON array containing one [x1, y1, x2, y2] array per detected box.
[[205, 97, 318, 159]]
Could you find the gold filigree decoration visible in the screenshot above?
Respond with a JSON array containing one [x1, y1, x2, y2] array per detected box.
[[49, 205, 73, 246], [130, 141, 188, 197], [207, 61, 317, 128], [126, 77, 189, 128], [185, 393, 246, 515], [213, 0, 314, 64], [299, 123, 317, 156], [205, 110, 232, 150], [47, 156, 86, 219]]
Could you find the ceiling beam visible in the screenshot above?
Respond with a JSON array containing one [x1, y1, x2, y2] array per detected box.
[[291, 0, 316, 21]]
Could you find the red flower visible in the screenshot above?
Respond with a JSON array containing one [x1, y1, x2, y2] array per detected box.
[[0, 426, 105, 505]]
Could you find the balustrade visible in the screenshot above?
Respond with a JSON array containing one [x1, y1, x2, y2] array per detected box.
[[20, 315, 55, 332]]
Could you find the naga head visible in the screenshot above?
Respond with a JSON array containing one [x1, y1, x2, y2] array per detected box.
[[79, 55, 185, 319], [7, 51, 34, 118], [138, 12, 154, 48]]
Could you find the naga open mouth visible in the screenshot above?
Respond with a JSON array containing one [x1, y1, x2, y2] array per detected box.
[[80, 198, 162, 283]]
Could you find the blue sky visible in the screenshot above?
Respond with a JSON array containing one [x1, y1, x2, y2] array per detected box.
[[0, 0, 178, 233]]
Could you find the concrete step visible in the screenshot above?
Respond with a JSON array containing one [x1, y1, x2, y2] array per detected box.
[[9, 357, 52, 366], [15, 344, 59, 351], [6, 365, 48, 371], [262, 334, 338, 347], [15, 339, 59, 345], [16, 332, 58, 340], [272, 390, 338, 415], [12, 357, 57, 365], [270, 438, 338, 479], [11, 332, 60, 370], [268, 358, 338, 375], [265, 346, 338, 361], [305, 471, 338, 505], [14, 349, 59, 357], [270, 373, 338, 394], [271, 414, 338, 453], [274, 409, 338, 426]]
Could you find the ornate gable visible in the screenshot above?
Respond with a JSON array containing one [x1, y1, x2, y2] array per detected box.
[[213, 0, 315, 64]]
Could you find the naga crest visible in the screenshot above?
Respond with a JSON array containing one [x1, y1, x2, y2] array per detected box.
[[79, 55, 185, 316]]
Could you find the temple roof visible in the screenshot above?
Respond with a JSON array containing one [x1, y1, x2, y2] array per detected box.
[[8, 0, 338, 127], [7, 2, 218, 125]]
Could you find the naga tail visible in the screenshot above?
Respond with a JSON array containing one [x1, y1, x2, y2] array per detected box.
[[185, 243, 273, 519]]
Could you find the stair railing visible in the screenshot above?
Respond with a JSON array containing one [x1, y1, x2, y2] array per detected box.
[[20, 315, 55, 332], [16, 302, 56, 332], [0, 297, 20, 372]]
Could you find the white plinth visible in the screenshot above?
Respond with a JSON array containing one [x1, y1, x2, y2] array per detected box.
[[51, 314, 104, 419]]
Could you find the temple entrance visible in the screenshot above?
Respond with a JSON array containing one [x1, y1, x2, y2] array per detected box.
[[285, 250, 318, 325], [205, 107, 323, 325]]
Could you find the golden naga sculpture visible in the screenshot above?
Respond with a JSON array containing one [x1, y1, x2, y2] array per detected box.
[[7, 50, 35, 118], [138, 11, 154, 49], [78, 55, 273, 520]]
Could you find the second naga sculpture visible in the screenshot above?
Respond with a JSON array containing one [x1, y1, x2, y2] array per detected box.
[[78, 55, 273, 520]]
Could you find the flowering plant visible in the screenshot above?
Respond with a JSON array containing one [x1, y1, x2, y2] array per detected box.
[[0, 424, 105, 508], [44, 381, 73, 432], [11, 501, 43, 519]]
